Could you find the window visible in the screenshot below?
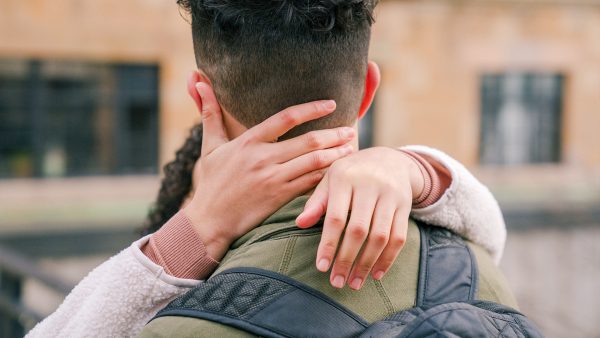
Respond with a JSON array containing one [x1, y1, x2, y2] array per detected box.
[[480, 73, 563, 165], [0, 60, 159, 178]]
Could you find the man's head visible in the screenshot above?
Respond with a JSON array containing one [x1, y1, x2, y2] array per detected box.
[[179, 0, 380, 139]]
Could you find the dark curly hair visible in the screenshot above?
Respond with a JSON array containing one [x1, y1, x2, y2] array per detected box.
[[141, 124, 203, 235]]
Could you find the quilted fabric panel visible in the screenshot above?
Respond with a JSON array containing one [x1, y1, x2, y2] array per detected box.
[[160, 272, 293, 320]]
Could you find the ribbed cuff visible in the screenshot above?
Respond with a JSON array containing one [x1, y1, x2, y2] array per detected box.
[[398, 149, 444, 209], [141, 211, 219, 280]]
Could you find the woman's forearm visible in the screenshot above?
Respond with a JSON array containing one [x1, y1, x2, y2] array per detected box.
[[26, 236, 200, 338], [403, 145, 506, 264]]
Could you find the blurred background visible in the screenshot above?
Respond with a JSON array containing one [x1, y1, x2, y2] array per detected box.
[[0, 0, 598, 337]]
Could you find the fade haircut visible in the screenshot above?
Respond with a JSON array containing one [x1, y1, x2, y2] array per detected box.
[[177, 0, 377, 138]]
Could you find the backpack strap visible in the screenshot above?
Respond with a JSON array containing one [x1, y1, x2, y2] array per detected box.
[[357, 224, 481, 337], [150, 223, 479, 338], [152, 267, 368, 338], [416, 223, 479, 308]]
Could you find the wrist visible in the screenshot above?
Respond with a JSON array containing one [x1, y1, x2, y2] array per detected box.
[[183, 205, 233, 262], [143, 211, 220, 279], [394, 149, 426, 200]]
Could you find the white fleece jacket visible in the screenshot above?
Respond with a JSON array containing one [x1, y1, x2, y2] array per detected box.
[[26, 146, 506, 338]]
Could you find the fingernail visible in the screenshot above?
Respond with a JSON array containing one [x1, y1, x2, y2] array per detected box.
[[342, 128, 355, 139], [317, 258, 330, 271], [332, 275, 345, 288], [373, 270, 385, 280], [195, 83, 204, 96], [323, 100, 336, 110], [350, 278, 363, 290]]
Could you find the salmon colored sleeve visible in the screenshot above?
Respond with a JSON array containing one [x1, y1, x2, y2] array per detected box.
[[398, 149, 451, 209], [141, 211, 219, 280]]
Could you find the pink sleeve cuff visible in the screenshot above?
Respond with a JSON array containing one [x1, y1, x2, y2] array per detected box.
[[141, 211, 219, 280], [398, 149, 446, 209]]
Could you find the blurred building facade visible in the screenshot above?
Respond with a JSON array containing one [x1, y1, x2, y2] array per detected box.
[[0, 0, 599, 337]]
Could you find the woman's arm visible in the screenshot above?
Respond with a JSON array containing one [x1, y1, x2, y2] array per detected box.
[[26, 94, 355, 338], [26, 234, 199, 338], [404, 145, 505, 264], [297, 145, 506, 290]]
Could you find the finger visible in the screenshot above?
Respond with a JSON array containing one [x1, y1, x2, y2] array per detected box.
[[329, 189, 377, 289], [285, 169, 327, 199], [347, 197, 396, 290], [371, 205, 410, 281], [187, 72, 203, 113], [315, 178, 352, 274], [273, 127, 355, 163], [296, 175, 329, 229], [196, 82, 228, 156], [246, 100, 336, 142], [280, 144, 353, 181]]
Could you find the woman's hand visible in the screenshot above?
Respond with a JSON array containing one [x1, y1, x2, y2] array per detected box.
[[184, 83, 355, 261], [296, 147, 425, 290]]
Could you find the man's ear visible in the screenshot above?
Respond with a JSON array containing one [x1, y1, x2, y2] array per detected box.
[[187, 70, 214, 116], [357, 61, 381, 120]]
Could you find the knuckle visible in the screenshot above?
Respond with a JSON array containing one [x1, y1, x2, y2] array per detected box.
[[377, 258, 395, 270], [251, 153, 270, 169], [305, 132, 322, 149], [201, 107, 212, 119], [336, 128, 345, 140], [389, 234, 406, 248], [369, 231, 390, 246], [321, 240, 338, 254], [256, 170, 274, 186], [312, 101, 323, 114], [312, 150, 329, 169], [311, 152, 326, 168], [352, 264, 372, 276], [334, 258, 354, 271], [326, 215, 346, 230], [348, 224, 368, 240], [310, 170, 325, 184], [280, 110, 297, 127], [246, 153, 270, 170], [239, 134, 255, 148]]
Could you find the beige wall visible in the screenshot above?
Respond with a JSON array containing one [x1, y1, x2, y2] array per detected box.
[[1, 0, 598, 229], [0, 0, 198, 229], [2, 0, 598, 169], [371, 0, 600, 169], [0, 0, 199, 165]]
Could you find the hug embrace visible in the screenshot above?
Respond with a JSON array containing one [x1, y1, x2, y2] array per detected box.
[[28, 0, 543, 337]]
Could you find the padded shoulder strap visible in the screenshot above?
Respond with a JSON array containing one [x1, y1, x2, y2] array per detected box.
[[151, 224, 479, 337], [416, 223, 479, 308], [152, 267, 368, 338]]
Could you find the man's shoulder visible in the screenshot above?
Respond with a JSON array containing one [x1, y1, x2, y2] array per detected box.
[[213, 220, 423, 322], [467, 241, 519, 309], [139, 316, 256, 338]]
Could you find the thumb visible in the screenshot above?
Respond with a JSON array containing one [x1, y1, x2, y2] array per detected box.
[[296, 174, 329, 228], [196, 82, 228, 156]]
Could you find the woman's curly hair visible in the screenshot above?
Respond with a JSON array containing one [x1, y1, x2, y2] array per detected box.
[[141, 124, 203, 236]]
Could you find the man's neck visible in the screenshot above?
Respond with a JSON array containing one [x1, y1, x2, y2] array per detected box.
[[229, 195, 311, 250]]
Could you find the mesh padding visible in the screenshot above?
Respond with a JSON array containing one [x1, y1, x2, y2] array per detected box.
[[159, 272, 293, 320]]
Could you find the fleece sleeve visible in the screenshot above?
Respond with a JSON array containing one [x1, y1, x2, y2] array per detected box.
[[402, 145, 506, 264], [25, 236, 200, 338]]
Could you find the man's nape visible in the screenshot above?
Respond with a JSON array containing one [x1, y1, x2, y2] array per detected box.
[[178, 0, 378, 139]]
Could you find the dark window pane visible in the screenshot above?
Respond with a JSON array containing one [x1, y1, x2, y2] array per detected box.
[[480, 73, 563, 165], [0, 59, 159, 178]]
